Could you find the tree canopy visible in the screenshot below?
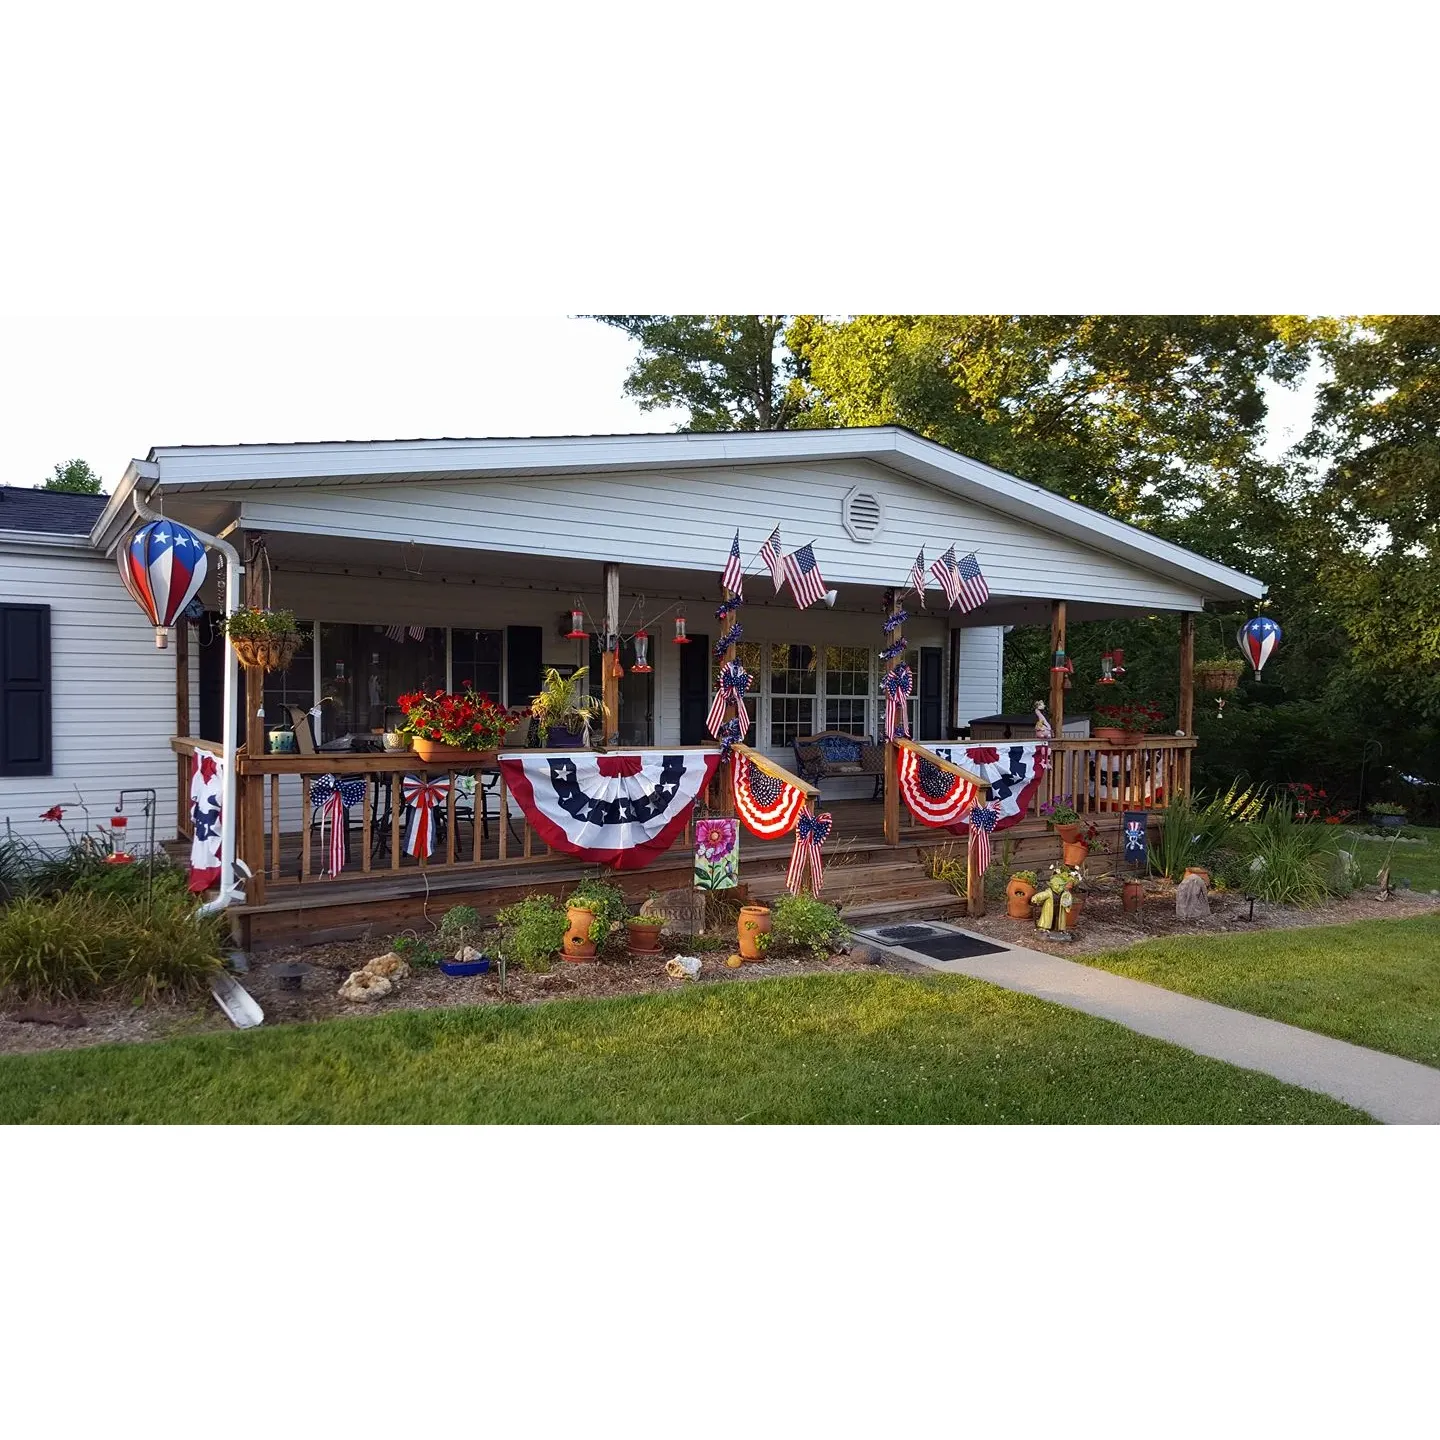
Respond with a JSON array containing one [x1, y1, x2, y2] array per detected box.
[[40, 458, 103, 494]]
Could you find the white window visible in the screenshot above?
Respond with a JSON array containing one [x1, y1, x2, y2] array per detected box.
[[823, 645, 871, 735], [769, 642, 816, 747]]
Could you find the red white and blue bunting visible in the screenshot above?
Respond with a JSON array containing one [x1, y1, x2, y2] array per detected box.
[[707, 660, 752, 739], [967, 798, 1002, 875], [882, 663, 913, 741], [312, 774, 366, 876], [403, 774, 451, 860], [499, 750, 720, 869], [188, 749, 223, 893], [785, 807, 832, 895], [732, 753, 810, 838], [898, 742, 1051, 834]]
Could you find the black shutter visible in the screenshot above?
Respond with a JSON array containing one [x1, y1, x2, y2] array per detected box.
[[679, 633, 711, 745], [505, 626, 544, 710], [0, 604, 52, 776], [918, 646, 943, 741]]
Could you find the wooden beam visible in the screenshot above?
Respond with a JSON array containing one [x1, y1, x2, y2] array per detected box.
[[1048, 599, 1067, 736], [241, 536, 267, 903], [883, 587, 901, 845], [602, 562, 621, 747], [1178, 610, 1195, 737], [174, 621, 191, 836]]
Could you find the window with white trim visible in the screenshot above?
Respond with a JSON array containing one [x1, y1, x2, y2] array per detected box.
[[768, 642, 815, 747], [823, 645, 871, 735]]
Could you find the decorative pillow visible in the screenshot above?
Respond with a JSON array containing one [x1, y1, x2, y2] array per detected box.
[[795, 743, 823, 769], [818, 737, 861, 764]]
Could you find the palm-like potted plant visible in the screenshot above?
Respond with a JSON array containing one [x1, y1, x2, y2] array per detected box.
[[530, 667, 608, 747], [224, 606, 303, 673]]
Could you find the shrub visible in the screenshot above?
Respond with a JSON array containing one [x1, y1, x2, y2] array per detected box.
[[438, 904, 482, 953], [495, 894, 567, 972], [1370, 802, 1407, 817], [391, 932, 445, 967], [0, 891, 224, 1003], [1230, 800, 1344, 905], [770, 893, 849, 958], [1148, 782, 1264, 883]]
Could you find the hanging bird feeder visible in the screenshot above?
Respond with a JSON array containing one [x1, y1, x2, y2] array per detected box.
[[1099, 651, 1116, 685], [673, 614, 690, 644], [565, 607, 587, 640], [117, 519, 210, 648], [1111, 647, 1126, 679], [632, 629, 652, 673]]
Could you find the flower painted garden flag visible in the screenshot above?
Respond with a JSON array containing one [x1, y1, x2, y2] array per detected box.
[[693, 816, 739, 890]]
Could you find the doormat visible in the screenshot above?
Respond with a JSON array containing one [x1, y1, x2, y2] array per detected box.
[[888, 932, 1008, 962]]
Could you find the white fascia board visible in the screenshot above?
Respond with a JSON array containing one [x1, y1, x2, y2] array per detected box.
[[89, 459, 158, 554], [0, 529, 97, 555]]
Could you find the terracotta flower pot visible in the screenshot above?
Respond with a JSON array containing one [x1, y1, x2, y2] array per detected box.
[[1183, 866, 1211, 888], [1122, 880, 1145, 912], [1005, 877, 1036, 920], [1054, 823, 1084, 845], [1062, 839, 1090, 867], [412, 739, 497, 765], [1092, 726, 1126, 746], [627, 920, 663, 953], [1067, 891, 1085, 919], [563, 905, 598, 962], [737, 905, 772, 961], [1120, 731, 1147, 747]]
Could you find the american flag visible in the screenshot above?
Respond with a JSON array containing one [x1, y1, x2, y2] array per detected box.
[[954, 552, 990, 614], [408, 625, 426, 642], [721, 531, 744, 598], [385, 625, 406, 642], [931, 546, 961, 607], [759, 524, 785, 593], [907, 548, 926, 607], [782, 541, 827, 609], [968, 800, 1001, 876]]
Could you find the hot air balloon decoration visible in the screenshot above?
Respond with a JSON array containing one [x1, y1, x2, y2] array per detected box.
[[117, 519, 209, 649], [1237, 616, 1282, 680]]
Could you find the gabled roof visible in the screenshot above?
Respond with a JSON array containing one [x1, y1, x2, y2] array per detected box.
[[0, 486, 108, 537], [98, 426, 1265, 602]]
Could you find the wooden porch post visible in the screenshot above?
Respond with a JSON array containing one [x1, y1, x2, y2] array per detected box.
[[241, 536, 267, 903], [1178, 610, 1195, 797], [1048, 600, 1067, 735], [883, 587, 901, 845], [175, 622, 191, 836], [602, 563, 621, 748], [716, 579, 739, 817]]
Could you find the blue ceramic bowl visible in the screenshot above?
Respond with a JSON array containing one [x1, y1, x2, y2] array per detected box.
[[439, 956, 491, 977]]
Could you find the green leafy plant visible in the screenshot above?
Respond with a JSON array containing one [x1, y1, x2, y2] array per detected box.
[[627, 913, 665, 929], [565, 877, 630, 952], [530, 666, 608, 744], [1040, 798, 1082, 825], [391, 932, 445, 967], [1230, 800, 1345, 905], [495, 894, 567, 972], [1193, 658, 1244, 677], [438, 904, 483, 954], [1148, 782, 1264, 883], [222, 606, 299, 639], [1010, 869, 1040, 886], [925, 842, 969, 897], [770, 892, 849, 958], [1369, 802, 1407, 817]]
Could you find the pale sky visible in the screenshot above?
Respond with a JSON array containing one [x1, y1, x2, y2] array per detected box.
[[2, 315, 1321, 493]]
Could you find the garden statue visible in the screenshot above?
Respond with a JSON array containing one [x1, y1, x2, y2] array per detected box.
[[1175, 872, 1210, 920], [1032, 869, 1076, 933]]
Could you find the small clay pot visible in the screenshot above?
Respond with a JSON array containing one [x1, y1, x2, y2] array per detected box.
[[1092, 727, 1126, 746], [1005, 877, 1036, 920], [1062, 839, 1090, 867], [563, 905, 598, 962], [1067, 892, 1085, 919], [1055, 822, 1085, 845], [627, 920, 663, 954], [1122, 880, 1145, 913], [737, 905, 772, 961]]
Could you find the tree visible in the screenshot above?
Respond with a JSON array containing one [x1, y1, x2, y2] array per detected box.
[[594, 316, 808, 431], [41, 458, 103, 494]]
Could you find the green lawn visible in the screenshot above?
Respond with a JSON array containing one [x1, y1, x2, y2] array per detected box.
[[1346, 825, 1440, 892], [0, 972, 1365, 1124], [1083, 914, 1440, 1068]]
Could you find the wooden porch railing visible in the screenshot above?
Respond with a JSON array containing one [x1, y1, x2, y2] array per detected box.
[[1042, 735, 1196, 817]]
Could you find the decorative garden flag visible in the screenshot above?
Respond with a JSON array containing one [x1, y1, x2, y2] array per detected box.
[[500, 751, 721, 869], [731, 753, 809, 837], [781, 541, 827, 609], [759, 525, 785, 592], [694, 816, 739, 890], [188, 749, 223, 893], [721, 530, 744, 597], [953, 552, 990, 614], [1122, 810, 1149, 867], [930, 546, 962, 607], [785, 808, 832, 895]]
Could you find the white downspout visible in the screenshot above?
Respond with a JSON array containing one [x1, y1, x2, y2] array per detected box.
[[131, 491, 247, 915]]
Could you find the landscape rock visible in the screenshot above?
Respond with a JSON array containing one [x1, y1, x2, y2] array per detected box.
[[1175, 873, 1210, 921], [338, 970, 394, 1002], [362, 952, 409, 981], [454, 945, 484, 964], [641, 887, 706, 936]]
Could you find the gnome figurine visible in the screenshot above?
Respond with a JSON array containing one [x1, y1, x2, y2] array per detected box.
[[1032, 869, 1076, 933]]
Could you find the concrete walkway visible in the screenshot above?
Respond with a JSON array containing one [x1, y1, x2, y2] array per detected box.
[[891, 933, 1440, 1124]]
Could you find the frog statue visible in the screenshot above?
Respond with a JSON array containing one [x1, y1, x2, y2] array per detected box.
[[1031, 868, 1077, 933]]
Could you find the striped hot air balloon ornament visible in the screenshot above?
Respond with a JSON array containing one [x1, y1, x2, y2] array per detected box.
[[118, 519, 210, 647]]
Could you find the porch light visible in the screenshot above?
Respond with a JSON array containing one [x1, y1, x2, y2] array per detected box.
[[632, 629, 652, 673], [673, 615, 689, 644], [565, 608, 587, 640]]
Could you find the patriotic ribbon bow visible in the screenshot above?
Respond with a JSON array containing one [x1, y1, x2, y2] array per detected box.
[[967, 799, 1001, 878], [402, 774, 451, 860], [882, 663, 913, 741], [706, 660, 752, 739], [713, 622, 744, 659], [311, 774, 366, 877], [786, 808, 834, 896]]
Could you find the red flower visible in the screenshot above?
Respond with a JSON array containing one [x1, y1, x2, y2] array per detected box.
[[39, 804, 65, 822]]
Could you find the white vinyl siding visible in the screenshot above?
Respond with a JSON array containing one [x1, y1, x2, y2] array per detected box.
[[954, 625, 1005, 726]]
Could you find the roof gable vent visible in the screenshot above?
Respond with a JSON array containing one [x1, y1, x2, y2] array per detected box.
[[842, 486, 884, 543]]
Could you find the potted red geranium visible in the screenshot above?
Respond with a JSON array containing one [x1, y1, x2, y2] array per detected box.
[[1093, 701, 1166, 746], [397, 684, 516, 763]]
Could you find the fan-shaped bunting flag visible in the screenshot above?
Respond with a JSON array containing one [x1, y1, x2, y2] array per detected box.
[[731, 753, 809, 838]]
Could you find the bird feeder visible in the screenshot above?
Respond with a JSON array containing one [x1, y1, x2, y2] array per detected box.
[[632, 629, 652, 673], [1099, 651, 1116, 685], [565, 607, 587, 640], [673, 614, 690, 644]]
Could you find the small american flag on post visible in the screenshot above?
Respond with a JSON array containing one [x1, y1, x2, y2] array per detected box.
[[782, 541, 827, 609], [954, 552, 990, 614], [907, 548, 926, 607], [931, 545, 961, 607], [408, 625, 426, 642], [385, 625, 405, 643], [759, 524, 785, 593], [721, 531, 744, 598]]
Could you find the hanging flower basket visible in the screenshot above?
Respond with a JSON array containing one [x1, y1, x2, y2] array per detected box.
[[223, 608, 303, 673], [1194, 659, 1243, 693]]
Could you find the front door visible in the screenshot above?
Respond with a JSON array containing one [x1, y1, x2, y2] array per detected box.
[[679, 632, 710, 745]]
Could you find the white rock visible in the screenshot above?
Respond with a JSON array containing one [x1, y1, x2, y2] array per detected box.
[[339, 970, 394, 1002], [454, 945, 483, 963]]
